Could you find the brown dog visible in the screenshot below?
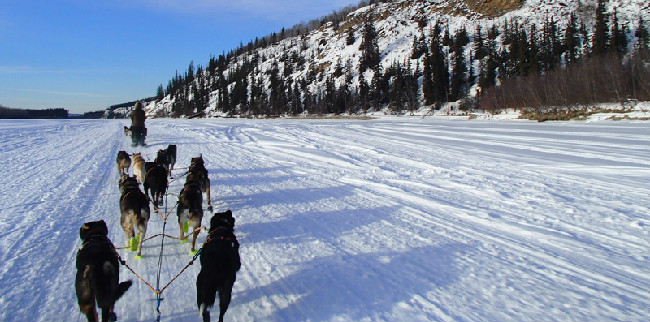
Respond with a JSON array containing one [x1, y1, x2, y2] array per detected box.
[[131, 153, 145, 184], [177, 179, 204, 253], [116, 151, 131, 177], [119, 175, 150, 257]]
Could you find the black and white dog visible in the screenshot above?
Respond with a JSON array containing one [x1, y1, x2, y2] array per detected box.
[[76, 220, 132, 322], [197, 210, 241, 322]]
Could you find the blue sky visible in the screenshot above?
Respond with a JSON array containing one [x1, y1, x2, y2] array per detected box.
[[1, 0, 358, 114]]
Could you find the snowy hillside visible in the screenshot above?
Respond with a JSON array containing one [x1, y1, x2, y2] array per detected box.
[[0, 117, 648, 322], [140, 0, 650, 118]]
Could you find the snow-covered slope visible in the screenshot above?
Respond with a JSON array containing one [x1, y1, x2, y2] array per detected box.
[[141, 0, 650, 118], [0, 117, 648, 322]]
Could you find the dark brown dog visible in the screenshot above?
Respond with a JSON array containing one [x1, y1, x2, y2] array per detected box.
[[189, 155, 211, 210], [155, 149, 171, 177], [116, 151, 131, 177], [166, 144, 177, 175], [144, 161, 168, 208], [197, 210, 240, 322], [76, 220, 132, 322], [119, 175, 150, 257]]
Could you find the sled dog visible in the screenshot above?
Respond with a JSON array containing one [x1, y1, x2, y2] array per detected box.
[[197, 210, 241, 322], [131, 153, 146, 184], [76, 220, 132, 322], [166, 144, 177, 175], [144, 161, 168, 208], [119, 175, 150, 257], [116, 151, 131, 177], [177, 179, 204, 253], [189, 155, 211, 209]]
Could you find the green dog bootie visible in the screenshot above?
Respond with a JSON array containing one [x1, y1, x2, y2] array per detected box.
[[130, 236, 139, 252], [183, 222, 190, 233]]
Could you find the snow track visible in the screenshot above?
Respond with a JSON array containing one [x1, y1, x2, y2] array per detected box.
[[0, 118, 648, 322]]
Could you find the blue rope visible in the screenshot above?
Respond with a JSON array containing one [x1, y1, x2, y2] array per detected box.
[[153, 188, 169, 322]]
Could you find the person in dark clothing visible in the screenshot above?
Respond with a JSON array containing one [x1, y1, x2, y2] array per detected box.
[[130, 102, 147, 147]]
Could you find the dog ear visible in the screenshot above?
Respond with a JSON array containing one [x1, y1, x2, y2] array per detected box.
[[80, 224, 90, 239], [98, 220, 108, 235]]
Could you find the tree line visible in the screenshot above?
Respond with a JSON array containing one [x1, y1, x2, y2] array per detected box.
[[0, 106, 69, 119], [155, 0, 650, 117]]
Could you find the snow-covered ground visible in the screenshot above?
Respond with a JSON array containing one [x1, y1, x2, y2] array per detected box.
[[0, 117, 648, 322]]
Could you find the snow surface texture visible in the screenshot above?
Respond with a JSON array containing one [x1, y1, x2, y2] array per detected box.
[[0, 117, 648, 322]]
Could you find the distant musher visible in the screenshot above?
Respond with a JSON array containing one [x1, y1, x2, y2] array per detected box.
[[130, 102, 147, 147]]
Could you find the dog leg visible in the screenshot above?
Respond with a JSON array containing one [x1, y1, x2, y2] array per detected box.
[[191, 228, 200, 253], [122, 219, 134, 249], [100, 307, 116, 322], [205, 179, 211, 208], [80, 303, 98, 322], [178, 221, 186, 242], [136, 219, 147, 257], [218, 285, 233, 322]]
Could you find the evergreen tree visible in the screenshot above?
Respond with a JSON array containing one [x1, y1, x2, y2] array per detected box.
[[358, 72, 370, 113], [156, 85, 165, 100], [564, 14, 580, 65], [430, 30, 449, 104], [422, 50, 434, 105], [359, 17, 380, 72], [610, 9, 628, 57], [478, 24, 499, 92], [346, 27, 356, 46], [635, 17, 650, 50], [449, 31, 467, 101], [411, 33, 427, 59], [592, 0, 609, 55], [474, 25, 487, 60], [526, 25, 540, 76]]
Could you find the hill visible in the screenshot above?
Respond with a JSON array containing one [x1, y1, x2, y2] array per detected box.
[[115, 0, 650, 118]]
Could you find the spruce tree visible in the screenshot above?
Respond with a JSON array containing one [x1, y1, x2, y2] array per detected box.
[[592, 0, 609, 55], [359, 17, 380, 72], [610, 9, 628, 57], [346, 27, 356, 46], [430, 31, 449, 104], [156, 85, 165, 100], [474, 25, 487, 60], [358, 72, 369, 113], [449, 32, 467, 101], [564, 14, 580, 65], [635, 17, 650, 50], [422, 50, 434, 105]]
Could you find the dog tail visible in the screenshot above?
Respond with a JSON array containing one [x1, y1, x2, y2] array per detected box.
[[113, 281, 133, 302], [199, 303, 206, 319]]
